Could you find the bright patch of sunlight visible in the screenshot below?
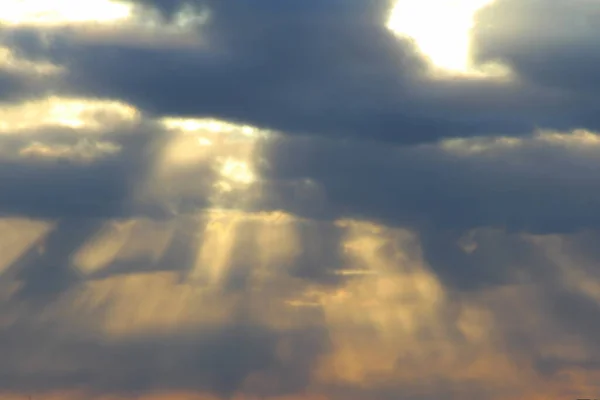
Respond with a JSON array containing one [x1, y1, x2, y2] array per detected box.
[[0, 97, 140, 133], [153, 116, 262, 212], [0, 0, 132, 26], [218, 158, 256, 185], [212, 156, 257, 200], [159, 133, 215, 170], [161, 117, 268, 138], [387, 0, 507, 77]]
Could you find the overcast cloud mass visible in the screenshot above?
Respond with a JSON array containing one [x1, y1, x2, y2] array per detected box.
[[1, 0, 600, 399]]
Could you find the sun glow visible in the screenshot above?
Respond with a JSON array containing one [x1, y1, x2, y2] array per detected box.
[[387, 0, 501, 76]]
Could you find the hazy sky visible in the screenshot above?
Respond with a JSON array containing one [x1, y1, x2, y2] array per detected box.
[[1, 0, 600, 399]]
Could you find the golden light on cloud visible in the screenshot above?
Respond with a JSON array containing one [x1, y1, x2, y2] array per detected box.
[[190, 211, 242, 285], [0, 0, 597, 394], [66, 210, 304, 336], [2, 214, 600, 398], [161, 117, 267, 138], [387, 0, 508, 77], [85, 271, 240, 337], [0, 46, 63, 76], [314, 221, 455, 385], [159, 133, 215, 169], [0, 96, 140, 133], [0, 0, 132, 26], [210, 153, 259, 207], [148, 117, 264, 214], [218, 158, 256, 185], [18, 139, 121, 163], [0, 1, 207, 49], [439, 129, 600, 157], [537, 129, 600, 148], [3, 123, 600, 399]]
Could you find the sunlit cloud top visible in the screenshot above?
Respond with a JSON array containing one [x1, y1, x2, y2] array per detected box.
[[387, 0, 508, 77], [0, 97, 140, 133], [0, 0, 132, 26], [161, 118, 269, 139]]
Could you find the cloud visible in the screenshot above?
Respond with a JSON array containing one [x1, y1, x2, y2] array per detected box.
[[0, 127, 154, 218], [0, 313, 326, 397], [0, 58, 52, 103], [0, 36, 63, 103], [3, 211, 600, 398], [473, 0, 600, 94], [0, 213, 332, 397], [258, 129, 600, 233], [0, 0, 593, 144], [1, 0, 600, 399]]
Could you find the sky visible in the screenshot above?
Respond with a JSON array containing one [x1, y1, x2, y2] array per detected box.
[[1, 0, 600, 399]]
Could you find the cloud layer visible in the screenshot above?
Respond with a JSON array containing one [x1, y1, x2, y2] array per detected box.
[[2, 0, 600, 399]]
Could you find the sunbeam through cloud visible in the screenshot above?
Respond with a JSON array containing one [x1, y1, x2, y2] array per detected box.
[[2, 0, 600, 399]]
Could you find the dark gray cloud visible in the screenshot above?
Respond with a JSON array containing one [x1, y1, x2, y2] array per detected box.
[[254, 131, 600, 295], [257, 133, 600, 233], [3, 0, 596, 145], [0, 315, 327, 397], [0, 69, 28, 101], [0, 124, 163, 219]]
